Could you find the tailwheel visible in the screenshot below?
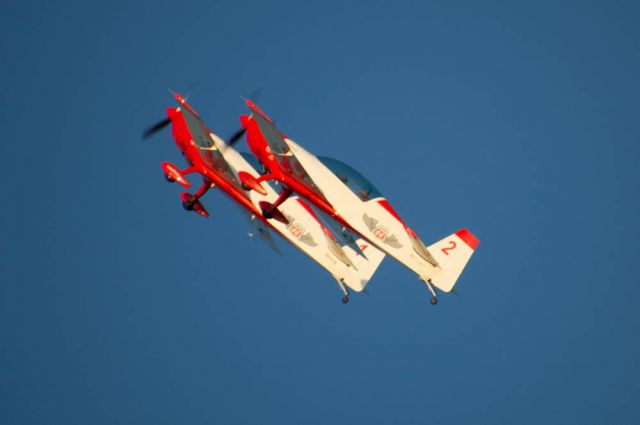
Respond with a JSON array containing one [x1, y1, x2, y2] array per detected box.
[[425, 279, 438, 305], [337, 279, 350, 304]]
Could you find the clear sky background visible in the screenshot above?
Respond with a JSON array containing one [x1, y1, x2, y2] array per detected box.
[[2, 0, 639, 423]]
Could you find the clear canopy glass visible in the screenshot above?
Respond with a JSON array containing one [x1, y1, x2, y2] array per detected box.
[[317, 157, 382, 201]]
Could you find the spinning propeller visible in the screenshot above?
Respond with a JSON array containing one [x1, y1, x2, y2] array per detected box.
[[142, 88, 262, 146], [142, 88, 189, 140], [142, 117, 171, 140], [226, 127, 246, 146]]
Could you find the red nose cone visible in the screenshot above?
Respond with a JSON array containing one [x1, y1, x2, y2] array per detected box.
[[240, 114, 251, 129], [166, 107, 177, 119]]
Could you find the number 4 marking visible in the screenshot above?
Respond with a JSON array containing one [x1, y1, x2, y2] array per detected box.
[[355, 244, 369, 257], [441, 240, 456, 256]]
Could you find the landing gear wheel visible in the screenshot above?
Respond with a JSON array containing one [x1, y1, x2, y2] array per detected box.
[[341, 295, 349, 304], [430, 296, 438, 305], [165, 174, 175, 183], [258, 201, 289, 224], [241, 182, 251, 191], [179, 192, 209, 217]]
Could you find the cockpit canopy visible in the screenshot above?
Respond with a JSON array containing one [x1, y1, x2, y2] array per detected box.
[[317, 157, 382, 201]]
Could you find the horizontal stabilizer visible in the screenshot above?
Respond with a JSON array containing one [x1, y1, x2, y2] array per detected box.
[[340, 239, 386, 292], [304, 203, 386, 292]]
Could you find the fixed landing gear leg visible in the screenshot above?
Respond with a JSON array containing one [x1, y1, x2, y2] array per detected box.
[[258, 187, 294, 224], [271, 186, 293, 210], [181, 166, 197, 176], [193, 181, 213, 200], [337, 279, 350, 304]]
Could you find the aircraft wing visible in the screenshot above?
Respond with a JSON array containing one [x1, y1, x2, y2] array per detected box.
[[211, 133, 386, 292]]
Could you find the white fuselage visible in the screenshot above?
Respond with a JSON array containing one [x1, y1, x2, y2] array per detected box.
[[284, 138, 441, 286]]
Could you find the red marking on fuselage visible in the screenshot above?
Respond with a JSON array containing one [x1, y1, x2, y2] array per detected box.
[[377, 199, 408, 227], [290, 224, 303, 238], [377, 199, 422, 241]]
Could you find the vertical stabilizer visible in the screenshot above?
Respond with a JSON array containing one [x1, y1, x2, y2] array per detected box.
[[427, 229, 479, 292]]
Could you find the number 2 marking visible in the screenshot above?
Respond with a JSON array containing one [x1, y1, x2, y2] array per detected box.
[[441, 240, 457, 256]]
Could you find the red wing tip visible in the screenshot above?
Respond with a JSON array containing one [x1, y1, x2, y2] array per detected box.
[[456, 228, 479, 250]]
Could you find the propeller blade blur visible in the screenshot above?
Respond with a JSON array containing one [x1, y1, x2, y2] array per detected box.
[[227, 128, 246, 146], [142, 117, 171, 140], [248, 88, 262, 103]]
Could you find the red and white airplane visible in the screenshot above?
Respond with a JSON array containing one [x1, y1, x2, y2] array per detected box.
[[227, 100, 479, 304], [143, 93, 385, 302]]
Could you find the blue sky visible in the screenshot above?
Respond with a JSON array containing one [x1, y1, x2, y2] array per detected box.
[[2, 0, 639, 423]]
